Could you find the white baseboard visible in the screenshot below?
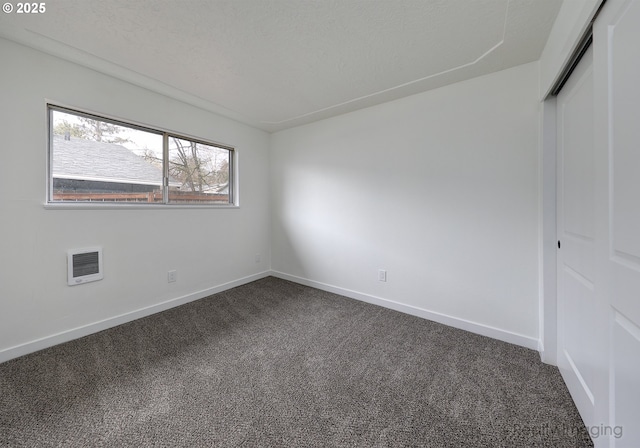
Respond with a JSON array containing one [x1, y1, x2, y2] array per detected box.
[[0, 271, 271, 364], [538, 341, 558, 366], [270, 270, 540, 351], [1, 270, 541, 364]]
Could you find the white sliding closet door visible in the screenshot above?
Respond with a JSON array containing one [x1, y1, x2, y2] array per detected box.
[[556, 46, 597, 430], [593, 0, 640, 446], [556, 1, 640, 446]]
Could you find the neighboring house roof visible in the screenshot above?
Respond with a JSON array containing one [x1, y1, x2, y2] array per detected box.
[[51, 134, 179, 186]]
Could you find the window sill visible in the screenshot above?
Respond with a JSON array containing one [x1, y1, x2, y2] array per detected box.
[[43, 202, 240, 210]]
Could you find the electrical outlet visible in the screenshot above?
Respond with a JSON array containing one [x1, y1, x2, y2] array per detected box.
[[168, 270, 177, 283], [255, 253, 261, 263], [378, 269, 387, 282]]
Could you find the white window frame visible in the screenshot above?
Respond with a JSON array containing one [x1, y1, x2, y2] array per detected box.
[[46, 104, 236, 208]]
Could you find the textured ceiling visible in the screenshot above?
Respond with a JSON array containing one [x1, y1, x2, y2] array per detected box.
[[0, 0, 562, 132]]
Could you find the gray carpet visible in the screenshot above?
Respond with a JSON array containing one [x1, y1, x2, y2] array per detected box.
[[0, 277, 592, 447]]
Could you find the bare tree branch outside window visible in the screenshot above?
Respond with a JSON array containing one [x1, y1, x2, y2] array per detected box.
[[168, 137, 229, 193]]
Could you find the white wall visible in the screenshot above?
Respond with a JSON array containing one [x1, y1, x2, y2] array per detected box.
[[0, 38, 271, 361], [271, 62, 541, 349]]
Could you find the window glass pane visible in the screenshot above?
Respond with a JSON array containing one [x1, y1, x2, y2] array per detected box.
[[167, 136, 231, 204], [50, 109, 164, 203]]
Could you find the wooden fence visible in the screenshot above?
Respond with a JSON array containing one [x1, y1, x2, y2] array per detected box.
[[53, 190, 229, 203]]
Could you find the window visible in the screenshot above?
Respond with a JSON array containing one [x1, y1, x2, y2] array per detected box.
[[48, 105, 234, 205]]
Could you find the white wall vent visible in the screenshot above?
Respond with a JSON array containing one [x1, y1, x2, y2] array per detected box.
[[67, 247, 103, 286]]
